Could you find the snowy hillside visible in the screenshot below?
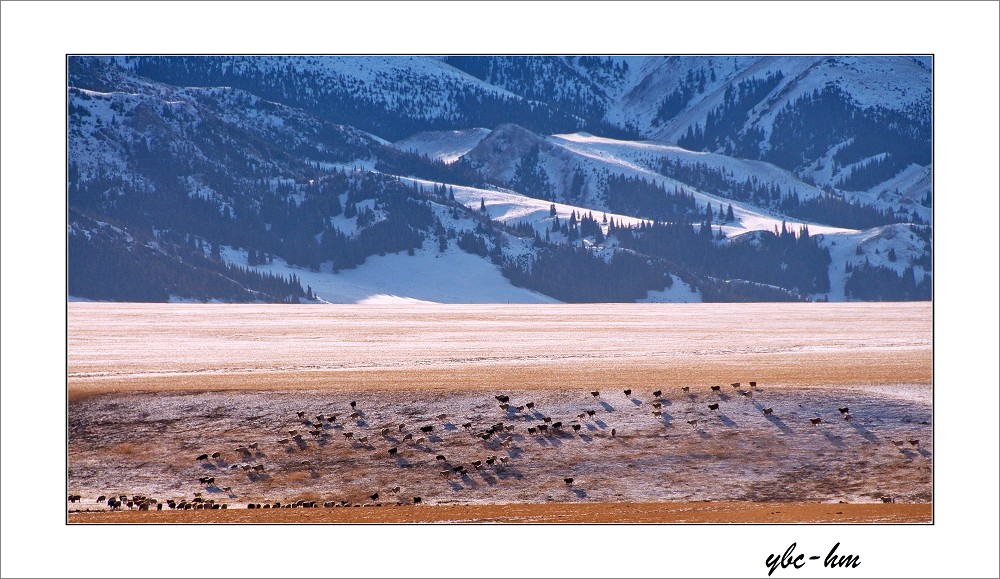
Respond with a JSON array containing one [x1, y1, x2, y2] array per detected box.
[[68, 55, 931, 304], [393, 128, 492, 163]]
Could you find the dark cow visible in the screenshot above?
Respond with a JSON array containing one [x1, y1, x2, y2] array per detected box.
[[623, 389, 632, 396], [211, 452, 222, 459], [564, 477, 574, 485], [881, 496, 895, 503], [908, 439, 920, 447], [525, 402, 535, 410], [710, 386, 721, 392], [350, 401, 357, 408], [420, 425, 434, 433], [590, 391, 600, 398], [462, 422, 472, 430], [838, 407, 850, 414], [810, 418, 822, 426], [749, 381, 757, 388], [585, 410, 596, 418], [708, 403, 719, 411], [436, 454, 446, 461], [762, 408, 774, 416], [552, 421, 562, 429], [538, 424, 548, 432], [731, 382, 740, 388], [572, 424, 581, 432], [681, 386, 691, 392], [388, 447, 398, 456], [196, 454, 209, 461], [653, 390, 662, 398], [611, 428, 616, 438], [843, 413, 852, 421], [472, 460, 482, 470], [652, 402, 662, 409], [495, 395, 510, 403], [370, 493, 379, 501], [413, 497, 422, 505], [96, 495, 106, 503], [543, 417, 552, 423], [527, 427, 537, 434], [296, 411, 306, 418]]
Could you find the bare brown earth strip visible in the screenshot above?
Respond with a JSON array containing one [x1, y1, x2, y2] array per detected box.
[[68, 501, 931, 524], [67, 349, 931, 402]]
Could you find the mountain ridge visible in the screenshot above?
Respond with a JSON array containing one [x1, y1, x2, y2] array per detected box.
[[67, 55, 932, 303]]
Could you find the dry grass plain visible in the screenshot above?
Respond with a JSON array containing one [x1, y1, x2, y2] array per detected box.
[[68, 302, 932, 523]]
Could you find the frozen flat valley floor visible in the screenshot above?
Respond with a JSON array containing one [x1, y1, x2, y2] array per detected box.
[[67, 302, 931, 516]]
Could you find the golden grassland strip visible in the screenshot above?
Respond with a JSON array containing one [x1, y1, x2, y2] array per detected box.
[[68, 349, 931, 402], [68, 501, 931, 524]]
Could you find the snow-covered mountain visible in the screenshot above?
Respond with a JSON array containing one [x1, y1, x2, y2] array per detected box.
[[67, 55, 932, 303]]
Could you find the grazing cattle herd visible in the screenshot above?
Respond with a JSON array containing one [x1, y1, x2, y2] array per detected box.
[[68, 381, 930, 515]]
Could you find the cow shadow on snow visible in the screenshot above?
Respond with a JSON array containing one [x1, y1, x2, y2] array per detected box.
[[846, 420, 879, 442]]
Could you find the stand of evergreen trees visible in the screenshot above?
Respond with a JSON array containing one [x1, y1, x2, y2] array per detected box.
[[502, 244, 670, 303], [844, 260, 931, 300], [614, 219, 831, 297], [765, 85, 930, 182], [652, 66, 714, 126], [604, 174, 699, 222], [677, 71, 784, 152], [68, 210, 305, 302], [655, 158, 907, 229]]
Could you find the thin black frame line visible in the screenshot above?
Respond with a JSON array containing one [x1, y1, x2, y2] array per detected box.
[[65, 53, 934, 527]]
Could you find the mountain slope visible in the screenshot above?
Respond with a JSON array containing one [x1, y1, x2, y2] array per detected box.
[[67, 55, 932, 303]]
